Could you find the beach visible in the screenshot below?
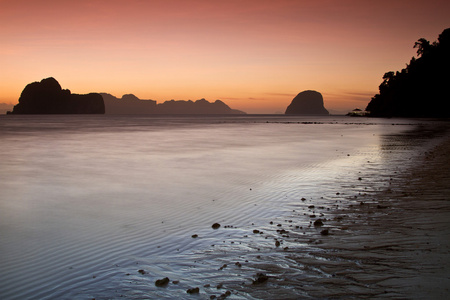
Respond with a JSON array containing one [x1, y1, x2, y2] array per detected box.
[[232, 123, 450, 299], [0, 115, 449, 299]]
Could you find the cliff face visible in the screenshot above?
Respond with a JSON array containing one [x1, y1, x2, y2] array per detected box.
[[9, 78, 104, 114], [366, 28, 450, 118], [285, 90, 329, 115]]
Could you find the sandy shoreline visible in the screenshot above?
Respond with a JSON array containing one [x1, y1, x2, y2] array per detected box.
[[232, 124, 450, 299], [303, 135, 450, 299], [1, 118, 449, 299]]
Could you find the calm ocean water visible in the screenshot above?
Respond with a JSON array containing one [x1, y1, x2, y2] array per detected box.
[[0, 115, 444, 299]]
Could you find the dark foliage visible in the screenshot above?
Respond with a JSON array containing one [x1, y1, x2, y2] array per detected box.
[[366, 28, 450, 118]]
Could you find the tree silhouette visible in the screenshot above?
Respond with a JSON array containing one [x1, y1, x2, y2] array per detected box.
[[366, 28, 450, 118]]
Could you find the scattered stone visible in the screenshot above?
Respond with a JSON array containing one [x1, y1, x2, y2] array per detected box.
[[138, 269, 146, 275], [173, 280, 179, 284], [252, 273, 269, 284], [192, 234, 198, 238], [314, 219, 324, 227], [310, 214, 316, 218], [275, 240, 281, 247], [186, 287, 200, 294], [308, 205, 315, 209], [219, 264, 227, 270], [377, 205, 388, 209], [320, 229, 329, 236], [235, 262, 242, 267], [212, 223, 221, 229], [204, 284, 211, 288], [301, 198, 306, 201], [155, 277, 170, 287], [216, 283, 223, 289], [358, 177, 362, 180]]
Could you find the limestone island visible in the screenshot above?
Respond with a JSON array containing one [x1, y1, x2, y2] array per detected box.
[[8, 77, 104, 114], [101, 93, 245, 115], [285, 90, 329, 115]]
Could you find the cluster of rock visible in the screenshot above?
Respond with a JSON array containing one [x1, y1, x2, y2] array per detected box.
[[7, 78, 245, 115], [8, 77, 104, 114], [8, 77, 333, 116]]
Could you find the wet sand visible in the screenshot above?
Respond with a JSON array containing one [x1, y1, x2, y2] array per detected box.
[[314, 135, 450, 299], [1, 117, 449, 299], [233, 127, 450, 299]]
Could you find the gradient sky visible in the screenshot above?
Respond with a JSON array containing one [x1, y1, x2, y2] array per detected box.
[[1, 0, 449, 114]]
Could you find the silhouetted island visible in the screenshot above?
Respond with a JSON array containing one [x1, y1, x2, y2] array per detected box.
[[285, 90, 329, 115], [101, 93, 245, 114], [101, 93, 157, 114], [366, 28, 450, 118], [8, 77, 104, 114]]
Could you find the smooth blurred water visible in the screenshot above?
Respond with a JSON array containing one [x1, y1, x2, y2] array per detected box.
[[0, 115, 441, 299]]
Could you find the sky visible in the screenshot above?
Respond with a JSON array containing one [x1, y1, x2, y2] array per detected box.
[[0, 0, 449, 114]]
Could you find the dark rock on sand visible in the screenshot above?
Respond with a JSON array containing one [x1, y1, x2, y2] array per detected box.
[[186, 287, 200, 294], [138, 269, 146, 275], [314, 219, 324, 227], [192, 234, 199, 238], [252, 273, 269, 284], [155, 277, 170, 287], [212, 223, 221, 229], [285, 90, 329, 115], [320, 229, 329, 235]]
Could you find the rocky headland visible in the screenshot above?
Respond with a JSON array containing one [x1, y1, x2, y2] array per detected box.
[[8, 77, 105, 114], [366, 28, 450, 118]]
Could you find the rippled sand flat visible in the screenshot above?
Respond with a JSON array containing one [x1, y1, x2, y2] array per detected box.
[[0, 115, 448, 299]]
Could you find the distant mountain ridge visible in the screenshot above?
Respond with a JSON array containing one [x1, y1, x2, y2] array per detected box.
[[101, 93, 245, 115]]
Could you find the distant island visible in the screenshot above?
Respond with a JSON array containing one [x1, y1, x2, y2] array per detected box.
[[8, 77, 104, 114], [285, 90, 329, 115], [101, 93, 245, 115], [366, 28, 450, 118]]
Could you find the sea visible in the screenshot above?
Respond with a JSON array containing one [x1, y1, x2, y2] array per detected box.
[[0, 114, 447, 299]]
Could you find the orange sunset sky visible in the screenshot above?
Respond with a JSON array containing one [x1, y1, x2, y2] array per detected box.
[[1, 0, 449, 114]]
